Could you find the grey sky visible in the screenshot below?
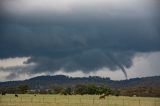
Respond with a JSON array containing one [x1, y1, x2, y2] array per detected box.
[[0, 0, 159, 81]]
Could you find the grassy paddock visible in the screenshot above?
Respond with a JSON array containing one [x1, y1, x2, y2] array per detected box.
[[0, 94, 160, 106]]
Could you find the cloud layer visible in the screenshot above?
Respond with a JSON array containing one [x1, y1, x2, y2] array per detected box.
[[0, 0, 160, 79]]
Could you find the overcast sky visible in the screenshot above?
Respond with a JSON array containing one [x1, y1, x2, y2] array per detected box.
[[0, 0, 160, 81]]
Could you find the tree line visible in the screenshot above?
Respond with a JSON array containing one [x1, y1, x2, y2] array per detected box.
[[1, 84, 160, 97], [0, 84, 29, 94], [0, 84, 118, 95]]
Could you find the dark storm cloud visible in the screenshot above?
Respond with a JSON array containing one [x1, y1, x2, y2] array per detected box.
[[0, 0, 160, 79]]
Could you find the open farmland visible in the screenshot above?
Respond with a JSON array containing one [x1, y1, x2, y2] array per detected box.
[[0, 94, 160, 106]]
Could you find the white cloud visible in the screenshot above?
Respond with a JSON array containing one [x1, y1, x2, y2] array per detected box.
[[127, 52, 160, 79], [0, 57, 29, 68]]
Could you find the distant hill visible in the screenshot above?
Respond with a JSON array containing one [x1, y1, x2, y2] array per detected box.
[[0, 75, 160, 89]]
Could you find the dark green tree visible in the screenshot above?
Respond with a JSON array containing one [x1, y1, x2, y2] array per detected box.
[[75, 84, 88, 95], [114, 89, 120, 96], [87, 84, 97, 94], [63, 87, 72, 95], [18, 84, 29, 94], [53, 86, 64, 94]]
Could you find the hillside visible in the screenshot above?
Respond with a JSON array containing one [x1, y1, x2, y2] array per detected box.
[[0, 75, 160, 89]]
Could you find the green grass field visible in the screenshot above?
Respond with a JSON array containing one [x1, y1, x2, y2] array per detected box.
[[0, 94, 160, 106]]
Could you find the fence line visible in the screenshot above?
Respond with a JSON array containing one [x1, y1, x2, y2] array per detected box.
[[0, 95, 160, 106]]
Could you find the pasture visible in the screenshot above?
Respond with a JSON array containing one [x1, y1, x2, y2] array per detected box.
[[0, 94, 160, 106]]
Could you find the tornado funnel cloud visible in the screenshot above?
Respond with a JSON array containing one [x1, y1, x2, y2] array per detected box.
[[116, 64, 128, 80], [106, 52, 128, 80]]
